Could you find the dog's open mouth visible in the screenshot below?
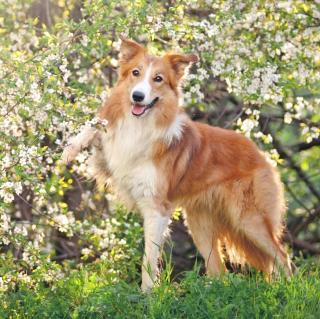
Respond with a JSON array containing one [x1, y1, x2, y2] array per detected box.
[[131, 97, 159, 117]]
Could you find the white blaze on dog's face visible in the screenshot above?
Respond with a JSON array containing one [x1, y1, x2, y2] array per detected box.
[[118, 35, 198, 118], [130, 63, 157, 116]]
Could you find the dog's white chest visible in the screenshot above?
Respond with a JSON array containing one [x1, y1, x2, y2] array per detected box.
[[103, 116, 159, 202]]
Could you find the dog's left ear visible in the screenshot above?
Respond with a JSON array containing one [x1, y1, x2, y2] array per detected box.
[[119, 34, 146, 64], [165, 53, 199, 80]]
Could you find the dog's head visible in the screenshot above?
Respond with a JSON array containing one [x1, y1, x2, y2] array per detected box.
[[117, 35, 198, 118]]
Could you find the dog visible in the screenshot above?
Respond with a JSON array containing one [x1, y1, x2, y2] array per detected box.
[[62, 35, 292, 291]]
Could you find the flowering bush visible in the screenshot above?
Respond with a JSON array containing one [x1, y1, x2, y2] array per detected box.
[[1, 0, 319, 291]]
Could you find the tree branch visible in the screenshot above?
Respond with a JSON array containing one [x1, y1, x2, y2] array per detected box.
[[291, 205, 320, 236], [290, 138, 320, 152], [285, 232, 320, 255], [261, 122, 320, 201]]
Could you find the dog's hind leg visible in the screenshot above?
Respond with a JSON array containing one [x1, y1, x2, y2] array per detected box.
[[185, 208, 226, 276], [225, 171, 292, 277]]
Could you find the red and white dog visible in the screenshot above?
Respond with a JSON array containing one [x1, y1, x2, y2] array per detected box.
[[62, 36, 292, 291]]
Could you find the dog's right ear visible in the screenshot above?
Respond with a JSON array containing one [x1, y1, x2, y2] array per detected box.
[[119, 34, 145, 64]]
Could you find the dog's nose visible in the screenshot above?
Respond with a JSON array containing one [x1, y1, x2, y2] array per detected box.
[[132, 91, 145, 102]]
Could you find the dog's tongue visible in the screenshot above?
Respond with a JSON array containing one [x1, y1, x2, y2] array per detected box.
[[132, 103, 146, 116]]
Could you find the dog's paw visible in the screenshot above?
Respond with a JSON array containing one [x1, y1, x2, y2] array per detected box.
[[141, 276, 155, 293], [141, 282, 153, 293], [60, 127, 99, 165], [61, 143, 80, 164]]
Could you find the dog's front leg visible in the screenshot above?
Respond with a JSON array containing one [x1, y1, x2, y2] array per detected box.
[[140, 209, 170, 292]]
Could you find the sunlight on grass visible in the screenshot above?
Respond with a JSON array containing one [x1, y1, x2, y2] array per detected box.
[[1, 259, 319, 318]]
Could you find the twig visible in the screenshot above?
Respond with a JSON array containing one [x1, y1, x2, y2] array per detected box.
[[291, 205, 320, 236], [285, 232, 320, 255], [290, 138, 320, 152], [262, 122, 320, 201]]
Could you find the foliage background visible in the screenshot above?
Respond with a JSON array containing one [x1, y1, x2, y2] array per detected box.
[[0, 0, 320, 293]]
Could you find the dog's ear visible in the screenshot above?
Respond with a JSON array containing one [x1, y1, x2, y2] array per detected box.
[[165, 53, 199, 80], [119, 34, 145, 64]]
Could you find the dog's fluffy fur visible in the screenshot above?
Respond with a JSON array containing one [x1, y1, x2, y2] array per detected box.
[[62, 36, 292, 291]]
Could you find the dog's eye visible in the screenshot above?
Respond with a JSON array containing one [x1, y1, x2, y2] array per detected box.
[[154, 75, 163, 82], [132, 69, 140, 76]]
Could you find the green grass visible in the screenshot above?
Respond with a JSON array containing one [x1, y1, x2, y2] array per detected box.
[[1, 260, 320, 319]]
